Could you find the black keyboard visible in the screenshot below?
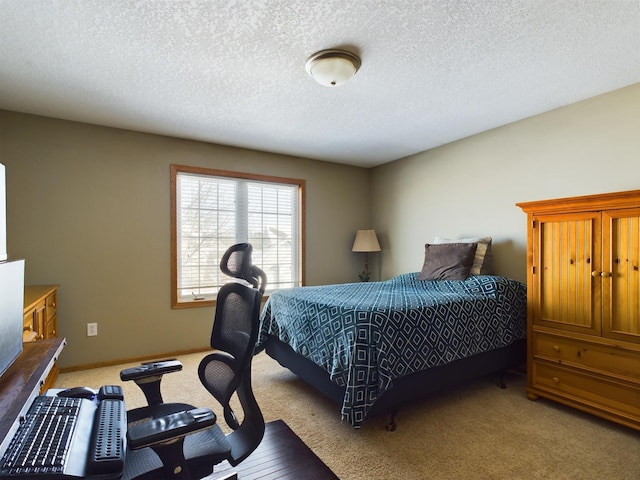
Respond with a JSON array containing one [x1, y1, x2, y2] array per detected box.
[[1, 396, 79, 475], [86, 397, 125, 476], [0, 390, 125, 479]]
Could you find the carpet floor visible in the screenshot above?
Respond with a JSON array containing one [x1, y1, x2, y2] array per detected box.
[[58, 351, 640, 479]]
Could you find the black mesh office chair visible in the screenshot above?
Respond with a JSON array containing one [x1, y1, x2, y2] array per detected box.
[[118, 243, 267, 480]]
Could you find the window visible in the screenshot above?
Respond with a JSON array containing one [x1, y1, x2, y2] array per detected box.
[[171, 164, 305, 308]]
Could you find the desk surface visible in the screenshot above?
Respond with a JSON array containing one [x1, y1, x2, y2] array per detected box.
[[0, 338, 65, 451]]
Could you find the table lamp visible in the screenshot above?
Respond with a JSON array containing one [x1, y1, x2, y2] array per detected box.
[[352, 229, 381, 282]]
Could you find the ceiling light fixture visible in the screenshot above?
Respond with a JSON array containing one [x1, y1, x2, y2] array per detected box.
[[305, 49, 361, 87]]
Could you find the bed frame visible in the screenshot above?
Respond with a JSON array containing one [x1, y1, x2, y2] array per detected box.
[[264, 336, 526, 430]]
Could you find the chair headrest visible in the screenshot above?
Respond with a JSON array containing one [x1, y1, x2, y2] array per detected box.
[[220, 243, 267, 293]]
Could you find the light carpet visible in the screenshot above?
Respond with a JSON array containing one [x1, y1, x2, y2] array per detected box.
[[57, 351, 640, 479]]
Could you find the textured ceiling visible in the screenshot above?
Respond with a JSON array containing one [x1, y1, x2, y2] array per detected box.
[[1, 1, 639, 167]]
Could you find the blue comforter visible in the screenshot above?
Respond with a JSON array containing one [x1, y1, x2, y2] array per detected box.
[[256, 273, 527, 427]]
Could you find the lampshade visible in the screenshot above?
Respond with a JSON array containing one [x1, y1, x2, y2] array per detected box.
[[352, 229, 381, 252], [305, 49, 361, 87]]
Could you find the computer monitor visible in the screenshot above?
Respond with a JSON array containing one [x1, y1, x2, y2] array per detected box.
[[0, 163, 7, 262], [0, 259, 24, 377]]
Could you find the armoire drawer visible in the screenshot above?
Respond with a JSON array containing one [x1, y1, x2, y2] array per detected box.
[[532, 361, 640, 419], [533, 331, 640, 382]]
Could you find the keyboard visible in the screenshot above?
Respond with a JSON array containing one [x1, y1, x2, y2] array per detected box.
[[0, 389, 126, 479]]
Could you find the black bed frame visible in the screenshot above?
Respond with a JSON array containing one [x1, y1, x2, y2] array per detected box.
[[264, 336, 526, 430]]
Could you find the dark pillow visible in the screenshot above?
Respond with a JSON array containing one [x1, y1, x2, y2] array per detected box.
[[417, 243, 478, 281], [433, 236, 494, 275]]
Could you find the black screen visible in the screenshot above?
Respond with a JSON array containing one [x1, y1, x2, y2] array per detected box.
[[0, 259, 24, 377]]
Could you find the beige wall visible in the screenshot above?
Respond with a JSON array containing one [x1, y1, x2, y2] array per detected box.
[[1, 111, 371, 368], [3, 82, 639, 368], [371, 83, 640, 283]]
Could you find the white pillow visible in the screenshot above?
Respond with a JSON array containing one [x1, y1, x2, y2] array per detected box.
[[433, 236, 494, 275]]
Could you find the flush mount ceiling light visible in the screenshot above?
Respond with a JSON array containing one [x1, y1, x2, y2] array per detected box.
[[305, 49, 361, 87]]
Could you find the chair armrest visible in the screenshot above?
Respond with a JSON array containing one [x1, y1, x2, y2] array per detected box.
[[127, 408, 216, 450], [120, 359, 183, 382], [120, 360, 183, 405]]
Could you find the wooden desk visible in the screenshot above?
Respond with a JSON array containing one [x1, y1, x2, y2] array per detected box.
[[0, 338, 65, 454]]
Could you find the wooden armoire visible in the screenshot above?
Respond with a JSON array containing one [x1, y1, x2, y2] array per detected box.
[[517, 190, 640, 431]]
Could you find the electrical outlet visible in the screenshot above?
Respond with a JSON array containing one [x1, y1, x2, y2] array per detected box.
[[87, 322, 98, 336]]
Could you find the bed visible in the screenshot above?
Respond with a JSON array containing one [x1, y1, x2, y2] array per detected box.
[[255, 271, 527, 429]]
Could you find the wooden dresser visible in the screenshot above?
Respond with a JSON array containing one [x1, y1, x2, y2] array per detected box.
[[517, 190, 640, 431], [23, 285, 59, 392]]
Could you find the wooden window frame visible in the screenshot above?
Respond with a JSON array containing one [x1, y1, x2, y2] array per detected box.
[[170, 164, 305, 308]]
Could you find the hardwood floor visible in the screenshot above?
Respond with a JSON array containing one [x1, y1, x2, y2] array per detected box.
[[210, 420, 339, 480]]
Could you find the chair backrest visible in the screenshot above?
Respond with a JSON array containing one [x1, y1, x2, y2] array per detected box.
[[198, 243, 266, 466], [208, 281, 261, 372]]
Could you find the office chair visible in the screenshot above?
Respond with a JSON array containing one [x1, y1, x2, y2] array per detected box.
[[118, 243, 267, 480]]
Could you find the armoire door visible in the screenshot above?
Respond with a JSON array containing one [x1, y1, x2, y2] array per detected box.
[[532, 211, 602, 336], [602, 208, 640, 344]]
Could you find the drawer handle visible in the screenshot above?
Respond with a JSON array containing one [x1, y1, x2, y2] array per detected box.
[[552, 377, 560, 384], [553, 345, 560, 352]]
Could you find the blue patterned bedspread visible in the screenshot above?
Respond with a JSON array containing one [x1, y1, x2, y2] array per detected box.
[[256, 273, 527, 427]]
